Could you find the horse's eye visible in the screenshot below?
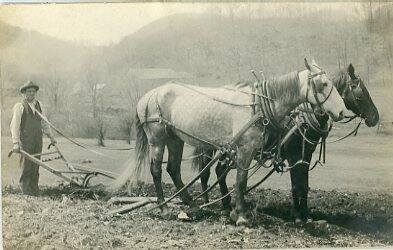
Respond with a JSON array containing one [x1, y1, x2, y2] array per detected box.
[[323, 82, 328, 87]]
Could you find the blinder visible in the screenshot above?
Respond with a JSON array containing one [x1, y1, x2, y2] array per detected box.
[[342, 74, 364, 115]]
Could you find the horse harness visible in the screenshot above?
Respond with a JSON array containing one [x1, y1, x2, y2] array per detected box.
[[284, 73, 366, 171], [140, 69, 334, 174]]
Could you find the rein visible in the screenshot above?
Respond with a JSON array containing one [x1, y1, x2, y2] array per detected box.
[[327, 119, 362, 144], [222, 86, 275, 101], [173, 83, 259, 107], [35, 111, 116, 158]]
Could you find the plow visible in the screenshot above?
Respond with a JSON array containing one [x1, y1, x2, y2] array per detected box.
[[8, 144, 117, 188]]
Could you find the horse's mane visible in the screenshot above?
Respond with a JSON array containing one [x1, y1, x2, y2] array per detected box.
[[234, 80, 254, 88], [332, 69, 349, 94], [234, 71, 300, 102], [265, 71, 300, 101]]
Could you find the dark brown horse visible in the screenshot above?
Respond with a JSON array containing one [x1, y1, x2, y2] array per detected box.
[[193, 64, 379, 222]]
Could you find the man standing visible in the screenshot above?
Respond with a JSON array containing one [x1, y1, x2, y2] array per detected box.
[[10, 81, 57, 195]]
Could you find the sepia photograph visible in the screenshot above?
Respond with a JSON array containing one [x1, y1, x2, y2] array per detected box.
[[1, 1, 392, 248]]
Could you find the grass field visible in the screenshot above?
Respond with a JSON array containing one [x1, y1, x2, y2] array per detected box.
[[2, 132, 393, 193]]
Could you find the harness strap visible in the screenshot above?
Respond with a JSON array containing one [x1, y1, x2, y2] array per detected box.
[[250, 70, 283, 130], [201, 159, 275, 208], [338, 115, 359, 124], [310, 138, 326, 171], [160, 117, 221, 150], [261, 79, 282, 130], [300, 103, 331, 135], [222, 86, 275, 101], [327, 120, 362, 144], [306, 70, 334, 113], [292, 117, 320, 145], [174, 83, 257, 107], [251, 84, 256, 115]]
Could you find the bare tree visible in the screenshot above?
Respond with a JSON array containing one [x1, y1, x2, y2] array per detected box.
[[96, 112, 106, 146], [48, 65, 61, 111], [83, 54, 108, 145]]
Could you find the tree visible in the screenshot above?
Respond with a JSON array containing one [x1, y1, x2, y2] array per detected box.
[[48, 65, 62, 111], [83, 52, 108, 146]]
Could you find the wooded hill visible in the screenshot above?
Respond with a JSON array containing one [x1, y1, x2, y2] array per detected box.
[[1, 7, 392, 141]]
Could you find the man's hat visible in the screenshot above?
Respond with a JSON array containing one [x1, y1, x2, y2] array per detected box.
[[20, 81, 39, 93]]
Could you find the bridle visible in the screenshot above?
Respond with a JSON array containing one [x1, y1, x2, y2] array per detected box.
[[305, 69, 334, 115], [341, 74, 364, 117]]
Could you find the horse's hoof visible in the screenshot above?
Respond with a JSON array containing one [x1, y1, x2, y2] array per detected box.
[[189, 204, 200, 214], [229, 210, 239, 223], [220, 209, 231, 217], [236, 215, 249, 227], [160, 205, 171, 216]]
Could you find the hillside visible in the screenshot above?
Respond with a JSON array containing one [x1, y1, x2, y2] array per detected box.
[[0, 20, 96, 89], [104, 13, 372, 85]]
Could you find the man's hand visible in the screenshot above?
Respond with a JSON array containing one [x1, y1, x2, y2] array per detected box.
[[12, 142, 20, 153]]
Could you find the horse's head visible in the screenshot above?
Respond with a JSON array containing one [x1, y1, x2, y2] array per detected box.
[[304, 58, 347, 122], [340, 64, 379, 127]]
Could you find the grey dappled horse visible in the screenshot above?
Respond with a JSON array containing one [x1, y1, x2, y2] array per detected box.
[[122, 59, 347, 226]]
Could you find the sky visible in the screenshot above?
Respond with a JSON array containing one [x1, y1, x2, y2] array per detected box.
[[0, 2, 370, 46]]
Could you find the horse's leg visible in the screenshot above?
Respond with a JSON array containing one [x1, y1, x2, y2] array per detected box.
[[289, 147, 314, 222], [150, 144, 166, 210], [166, 137, 196, 207], [299, 163, 311, 221], [289, 160, 304, 222], [231, 146, 254, 226], [216, 161, 231, 211], [199, 154, 212, 203]]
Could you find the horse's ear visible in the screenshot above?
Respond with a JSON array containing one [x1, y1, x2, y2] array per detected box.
[[348, 63, 356, 78], [304, 58, 311, 70]]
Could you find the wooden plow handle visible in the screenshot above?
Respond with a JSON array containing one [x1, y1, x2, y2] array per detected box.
[[18, 149, 83, 187]]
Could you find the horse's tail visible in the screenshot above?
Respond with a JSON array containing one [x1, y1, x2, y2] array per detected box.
[[191, 146, 205, 172], [191, 146, 215, 172], [133, 113, 149, 187], [107, 112, 149, 192]]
